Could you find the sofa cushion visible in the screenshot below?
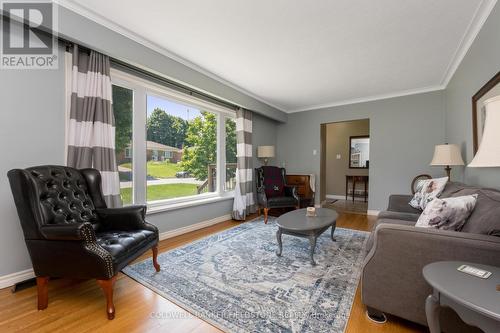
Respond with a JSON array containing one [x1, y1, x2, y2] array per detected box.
[[439, 182, 477, 198], [387, 194, 421, 214], [451, 188, 500, 235], [378, 210, 420, 222]]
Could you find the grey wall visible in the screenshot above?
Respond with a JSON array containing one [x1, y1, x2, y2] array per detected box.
[[0, 9, 280, 277], [252, 113, 279, 168], [276, 91, 446, 211], [0, 46, 66, 275], [445, 2, 500, 188]]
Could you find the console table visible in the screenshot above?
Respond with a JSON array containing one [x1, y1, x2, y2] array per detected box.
[[423, 261, 500, 333], [345, 175, 368, 202]]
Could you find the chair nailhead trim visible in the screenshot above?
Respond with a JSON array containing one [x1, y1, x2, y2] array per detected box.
[[80, 224, 113, 278]]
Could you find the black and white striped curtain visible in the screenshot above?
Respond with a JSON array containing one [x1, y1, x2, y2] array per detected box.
[[66, 45, 122, 207], [232, 109, 256, 220]]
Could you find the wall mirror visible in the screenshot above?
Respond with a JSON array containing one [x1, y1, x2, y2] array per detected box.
[[349, 136, 370, 168], [472, 71, 500, 155]]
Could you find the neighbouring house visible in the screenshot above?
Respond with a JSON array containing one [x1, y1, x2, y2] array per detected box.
[[117, 141, 183, 164]]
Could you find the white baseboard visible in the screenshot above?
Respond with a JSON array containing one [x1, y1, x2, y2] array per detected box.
[[0, 214, 233, 290], [326, 194, 368, 202], [0, 268, 35, 290], [159, 214, 233, 241], [367, 210, 380, 216]]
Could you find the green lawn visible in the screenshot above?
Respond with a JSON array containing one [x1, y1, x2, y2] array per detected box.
[[120, 183, 198, 205], [147, 161, 183, 178], [120, 161, 183, 179]]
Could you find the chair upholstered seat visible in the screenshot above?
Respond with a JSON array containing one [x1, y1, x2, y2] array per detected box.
[[96, 229, 157, 264], [267, 196, 298, 207]]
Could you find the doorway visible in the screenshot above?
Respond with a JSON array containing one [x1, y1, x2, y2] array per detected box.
[[320, 119, 370, 214]]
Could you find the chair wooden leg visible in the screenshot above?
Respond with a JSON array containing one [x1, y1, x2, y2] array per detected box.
[[96, 276, 117, 320], [152, 245, 161, 272], [36, 276, 49, 310], [258, 207, 261, 216], [264, 208, 269, 224]]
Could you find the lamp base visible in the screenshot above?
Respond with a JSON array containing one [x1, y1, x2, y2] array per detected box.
[[445, 166, 451, 180]]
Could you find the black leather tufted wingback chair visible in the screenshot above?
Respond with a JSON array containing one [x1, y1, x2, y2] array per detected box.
[[255, 166, 299, 223], [7, 165, 160, 320]]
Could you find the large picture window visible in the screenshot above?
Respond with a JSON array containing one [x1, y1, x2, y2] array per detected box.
[[111, 69, 236, 208]]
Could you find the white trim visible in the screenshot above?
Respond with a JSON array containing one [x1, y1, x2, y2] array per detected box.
[[440, 0, 498, 86], [54, 0, 286, 113], [0, 268, 35, 290], [287, 85, 445, 113], [158, 214, 232, 241], [367, 210, 380, 216], [326, 194, 368, 202], [147, 194, 234, 215]]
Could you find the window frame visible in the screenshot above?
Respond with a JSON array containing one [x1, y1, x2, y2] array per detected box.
[[110, 68, 236, 210]]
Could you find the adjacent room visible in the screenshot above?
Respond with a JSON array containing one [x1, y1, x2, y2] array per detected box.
[[1, 1, 500, 332], [321, 119, 370, 215]]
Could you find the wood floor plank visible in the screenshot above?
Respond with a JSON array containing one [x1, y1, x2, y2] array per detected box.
[[0, 212, 426, 332]]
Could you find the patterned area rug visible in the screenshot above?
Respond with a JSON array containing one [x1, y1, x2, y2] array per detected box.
[[123, 217, 369, 333]]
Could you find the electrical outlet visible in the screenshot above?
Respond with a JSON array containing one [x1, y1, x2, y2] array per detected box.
[[313, 149, 317, 155], [336, 154, 341, 159]]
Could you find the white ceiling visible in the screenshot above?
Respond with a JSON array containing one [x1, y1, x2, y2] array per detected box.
[[60, 0, 496, 113]]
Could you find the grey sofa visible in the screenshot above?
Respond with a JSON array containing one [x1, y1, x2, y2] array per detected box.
[[361, 182, 500, 332]]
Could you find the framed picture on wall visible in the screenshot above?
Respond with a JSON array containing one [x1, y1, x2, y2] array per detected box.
[[472, 71, 500, 155], [349, 135, 370, 168]]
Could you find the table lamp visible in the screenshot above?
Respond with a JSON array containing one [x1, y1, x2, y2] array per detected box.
[[430, 144, 464, 179], [257, 145, 275, 165]]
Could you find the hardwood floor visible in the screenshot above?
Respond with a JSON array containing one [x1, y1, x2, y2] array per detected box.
[[323, 199, 369, 215], [0, 213, 427, 333]]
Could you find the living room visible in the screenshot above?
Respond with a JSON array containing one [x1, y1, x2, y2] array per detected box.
[[0, 1, 499, 332]]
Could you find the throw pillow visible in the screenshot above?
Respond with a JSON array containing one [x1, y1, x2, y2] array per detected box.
[[409, 177, 448, 210], [261, 166, 285, 198], [415, 194, 478, 231]]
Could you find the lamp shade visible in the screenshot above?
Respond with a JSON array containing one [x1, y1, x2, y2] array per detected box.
[[430, 144, 464, 166], [257, 145, 275, 158], [469, 95, 500, 167]]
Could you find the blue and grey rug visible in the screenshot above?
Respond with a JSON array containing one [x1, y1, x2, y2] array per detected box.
[[123, 217, 369, 333]]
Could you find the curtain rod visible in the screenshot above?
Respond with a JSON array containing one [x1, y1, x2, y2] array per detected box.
[[60, 37, 241, 111]]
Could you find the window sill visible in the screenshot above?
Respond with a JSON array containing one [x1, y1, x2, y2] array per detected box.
[[146, 193, 235, 215]]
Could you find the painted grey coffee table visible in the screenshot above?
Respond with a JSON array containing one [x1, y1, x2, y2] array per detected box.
[[423, 261, 500, 333], [276, 208, 338, 265]]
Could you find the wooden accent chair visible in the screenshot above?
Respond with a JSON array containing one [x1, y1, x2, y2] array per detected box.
[[8, 165, 160, 320]]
